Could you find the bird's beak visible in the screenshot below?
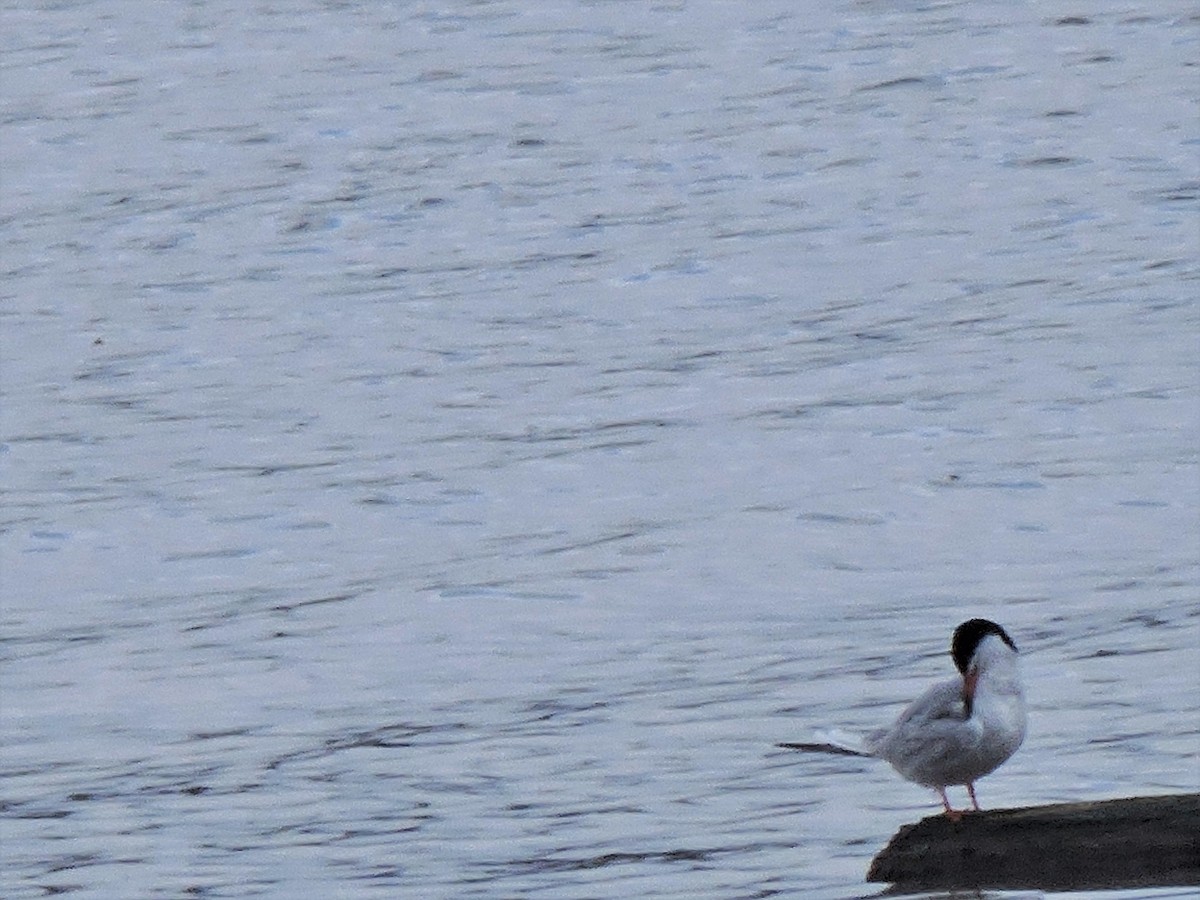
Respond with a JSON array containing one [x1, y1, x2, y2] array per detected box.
[[964, 666, 979, 705]]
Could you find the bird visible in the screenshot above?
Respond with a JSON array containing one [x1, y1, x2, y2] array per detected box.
[[780, 618, 1027, 817]]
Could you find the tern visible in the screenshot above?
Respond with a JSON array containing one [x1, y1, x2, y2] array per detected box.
[[781, 618, 1027, 817]]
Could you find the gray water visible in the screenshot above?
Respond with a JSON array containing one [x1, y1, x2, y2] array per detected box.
[[2, 1, 1198, 897]]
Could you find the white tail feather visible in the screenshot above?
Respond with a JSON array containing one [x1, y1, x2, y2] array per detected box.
[[813, 728, 872, 756], [777, 728, 874, 757]]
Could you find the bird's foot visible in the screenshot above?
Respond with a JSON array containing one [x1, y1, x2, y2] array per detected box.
[[938, 788, 963, 821]]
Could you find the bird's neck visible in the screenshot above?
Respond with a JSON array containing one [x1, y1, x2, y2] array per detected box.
[[971, 639, 1023, 698]]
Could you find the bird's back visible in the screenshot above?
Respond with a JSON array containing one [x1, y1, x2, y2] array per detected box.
[[866, 676, 985, 788]]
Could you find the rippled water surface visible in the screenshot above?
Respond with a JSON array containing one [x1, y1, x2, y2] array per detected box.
[[3, 1, 1198, 897]]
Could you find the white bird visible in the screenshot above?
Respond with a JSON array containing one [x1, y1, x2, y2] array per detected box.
[[781, 618, 1027, 817]]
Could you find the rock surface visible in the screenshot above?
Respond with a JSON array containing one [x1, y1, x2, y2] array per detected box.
[[867, 792, 1200, 891]]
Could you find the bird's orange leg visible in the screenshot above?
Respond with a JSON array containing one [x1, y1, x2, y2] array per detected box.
[[967, 782, 981, 811], [939, 788, 962, 821]]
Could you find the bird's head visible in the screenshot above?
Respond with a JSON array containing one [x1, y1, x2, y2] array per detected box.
[[952, 618, 1018, 704]]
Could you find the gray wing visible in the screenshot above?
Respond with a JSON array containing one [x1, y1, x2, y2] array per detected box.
[[893, 677, 968, 727], [865, 677, 967, 753]]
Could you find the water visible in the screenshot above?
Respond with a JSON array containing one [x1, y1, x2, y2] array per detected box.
[[2, 1, 1198, 897]]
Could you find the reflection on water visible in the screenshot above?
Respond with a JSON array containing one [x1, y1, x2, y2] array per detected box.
[[3, 0, 1198, 897]]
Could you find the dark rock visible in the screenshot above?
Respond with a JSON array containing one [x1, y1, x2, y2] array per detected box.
[[867, 793, 1200, 891]]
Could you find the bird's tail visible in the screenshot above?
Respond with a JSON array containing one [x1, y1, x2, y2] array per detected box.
[[777, 728, 874, 757]]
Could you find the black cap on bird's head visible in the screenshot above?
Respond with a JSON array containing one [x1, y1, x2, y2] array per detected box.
[[951, 618, 1017, 674]]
